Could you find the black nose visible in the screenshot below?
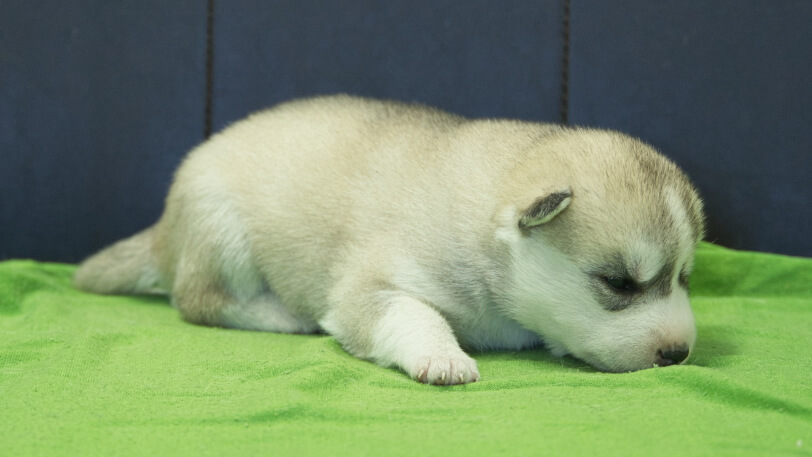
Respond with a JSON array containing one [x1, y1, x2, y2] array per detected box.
[[657, 346, 690, 366]]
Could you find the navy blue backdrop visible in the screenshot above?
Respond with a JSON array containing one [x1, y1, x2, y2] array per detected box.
[[1, 1, 810, 261]]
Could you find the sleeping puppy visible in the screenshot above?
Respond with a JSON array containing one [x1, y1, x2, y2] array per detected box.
[[74, 95, 705, 385]]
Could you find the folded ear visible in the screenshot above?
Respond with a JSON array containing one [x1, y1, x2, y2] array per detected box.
[[518, 189, 573, 229]]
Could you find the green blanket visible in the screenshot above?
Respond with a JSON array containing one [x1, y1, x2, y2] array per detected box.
[[1, 243, 810, 456]]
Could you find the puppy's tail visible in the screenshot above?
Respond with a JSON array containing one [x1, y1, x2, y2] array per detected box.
[[73, 226, 166, 295]]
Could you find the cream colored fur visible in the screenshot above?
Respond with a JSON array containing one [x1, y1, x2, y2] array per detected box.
[[75, 95, 705, 384]]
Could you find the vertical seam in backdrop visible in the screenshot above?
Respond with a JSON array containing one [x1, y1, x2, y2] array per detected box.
[[560, 0, 571, 125], [204, 0, 215, 139]]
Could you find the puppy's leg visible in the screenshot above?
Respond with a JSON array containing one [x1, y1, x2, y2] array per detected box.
[[322, 289, 479, 385], [218, 292, 320, 334], [171, 253, 317, 334]]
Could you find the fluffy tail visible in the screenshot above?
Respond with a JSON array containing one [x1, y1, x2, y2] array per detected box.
[[73, 227, 166, 295]]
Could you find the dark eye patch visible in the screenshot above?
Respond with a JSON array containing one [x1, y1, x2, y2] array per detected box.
[[589, 253, 675, 312], [596, 275, 642, 312], [678, 270, 691, 290]]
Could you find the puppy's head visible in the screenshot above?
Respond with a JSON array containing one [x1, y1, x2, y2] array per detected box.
[[497, 129, 705, 372]]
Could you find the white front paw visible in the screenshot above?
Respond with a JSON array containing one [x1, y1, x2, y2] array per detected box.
[[411, 352, 480, 385]]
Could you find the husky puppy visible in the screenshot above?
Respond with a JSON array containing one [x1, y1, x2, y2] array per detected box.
[[75, 95, 704, 385]]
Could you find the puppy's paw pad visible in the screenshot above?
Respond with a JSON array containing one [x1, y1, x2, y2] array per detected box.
[[412, 353, 480, 385]]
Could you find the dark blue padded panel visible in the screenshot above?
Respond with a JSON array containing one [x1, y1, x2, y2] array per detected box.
[[212, 0, 565, 130], [0, 1, 207, 262], [568, 1, 812, 256]]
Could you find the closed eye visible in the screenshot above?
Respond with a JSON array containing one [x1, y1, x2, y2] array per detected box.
[[602, 276, 640, 294]]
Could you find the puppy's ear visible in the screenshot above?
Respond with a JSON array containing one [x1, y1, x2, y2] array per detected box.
[[519, 189, 572, 229]]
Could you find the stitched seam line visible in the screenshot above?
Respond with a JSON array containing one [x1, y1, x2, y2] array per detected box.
[[204, 0, 215, 138], [560, 0, 571, 125]]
